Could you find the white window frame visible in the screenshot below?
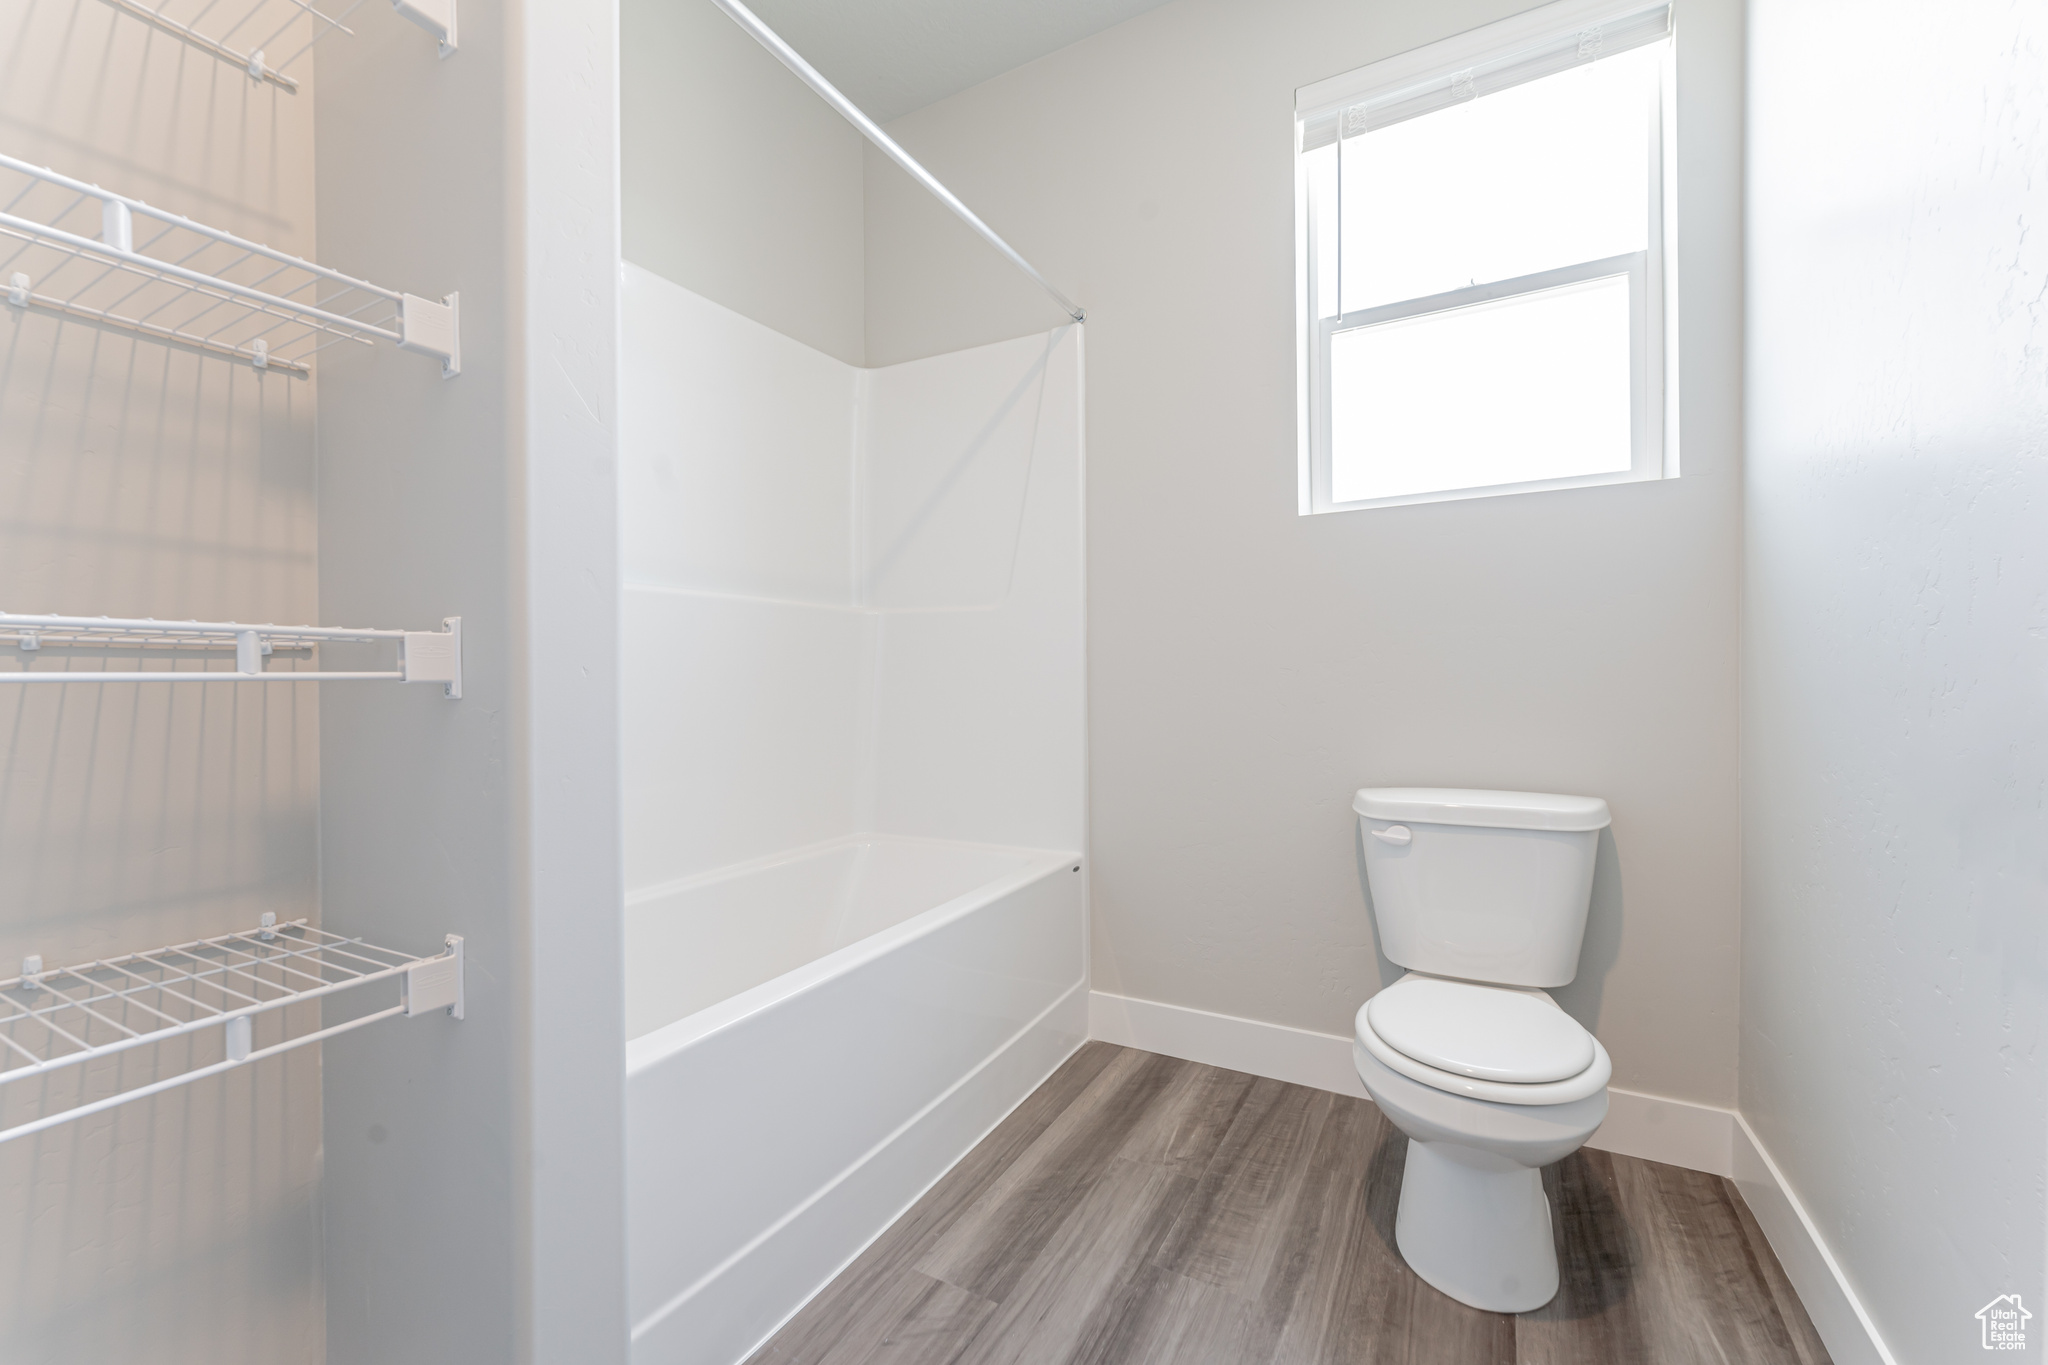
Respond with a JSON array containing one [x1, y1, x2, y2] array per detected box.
[[1295, 0, 1679, 515]]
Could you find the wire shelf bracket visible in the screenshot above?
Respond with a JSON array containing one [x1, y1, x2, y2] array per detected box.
[[98, 0, 456, 93], [0, 612, 463, 696], [0, 921, 462, 1146], [0, 151, 460, 375]]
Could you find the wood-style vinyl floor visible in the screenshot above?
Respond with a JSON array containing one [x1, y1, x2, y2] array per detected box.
[[749, 1043, 1832, 1365]]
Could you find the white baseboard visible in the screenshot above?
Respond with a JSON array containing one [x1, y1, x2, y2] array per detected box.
[[1731, 1113, 1897, 1365], [1589, 1084, 1737, 1177], [1089, 988, 1373, 1100], [1087, 989, 1891, 1365]]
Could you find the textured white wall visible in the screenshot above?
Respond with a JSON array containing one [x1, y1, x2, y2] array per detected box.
[[0, 5, 323, 1359], [1743, 1, 2048, 1358], [861, 0, 1747, 1106]]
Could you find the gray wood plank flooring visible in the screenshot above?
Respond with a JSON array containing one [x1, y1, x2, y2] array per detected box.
[[749, 1043, 1831, 1365]]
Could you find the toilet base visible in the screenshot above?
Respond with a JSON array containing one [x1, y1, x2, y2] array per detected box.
[[1394, 1138, 1559, 1313]]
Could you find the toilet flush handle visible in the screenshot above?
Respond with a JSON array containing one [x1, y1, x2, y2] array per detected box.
[[1371, 825, 1412, 846]]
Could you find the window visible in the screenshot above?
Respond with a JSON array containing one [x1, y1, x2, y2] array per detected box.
[[1296, 1, 1675, 513]]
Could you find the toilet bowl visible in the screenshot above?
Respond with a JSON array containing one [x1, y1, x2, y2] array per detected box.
[[1351, 787, 1614, 1314], [1353, 973, 1609, 1312]]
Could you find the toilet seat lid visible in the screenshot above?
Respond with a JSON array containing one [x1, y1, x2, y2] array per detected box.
[[1365, 976, 1595, 1084]]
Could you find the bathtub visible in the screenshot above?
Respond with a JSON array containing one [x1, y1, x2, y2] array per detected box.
[[624, 835, 1087, 1365]]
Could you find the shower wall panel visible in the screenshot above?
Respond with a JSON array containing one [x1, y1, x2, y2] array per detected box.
[[859, 336, 1050, 611], [861, 330, 1086, 853], [619, 265, 1084, 1365], [621, 265, 867, 891], [619, 263, 1083, 893], [621, 272, 859, 606], [622, 592, 866, 890]]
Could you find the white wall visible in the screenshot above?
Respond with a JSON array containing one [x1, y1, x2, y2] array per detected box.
[[1743, 1, 2048, 1358], [862, 0, 1747, 1106], [621, 0, 867, 365], [0, 7, 323, 1360], [519, 0, 632, 1349], [619, 265, 1084, 894], [317, 0, 627, 1357], [314, 10, 519, 1359]]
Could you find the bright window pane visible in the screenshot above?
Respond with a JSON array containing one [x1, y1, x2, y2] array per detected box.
[[1329, 274, 1632, 504], [1339, 47, 1655, 312]]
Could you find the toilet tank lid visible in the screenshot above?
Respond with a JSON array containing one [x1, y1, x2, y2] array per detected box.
[[1353, 787, 1611, 832]]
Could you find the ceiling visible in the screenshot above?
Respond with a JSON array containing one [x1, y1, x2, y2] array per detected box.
[[741, 0, 1177, 122]]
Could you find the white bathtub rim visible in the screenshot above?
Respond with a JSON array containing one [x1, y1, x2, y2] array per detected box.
[[625, 846, 1082, 1074], [629, 974, 1088, 1345], [625, 829, 1062, 907]]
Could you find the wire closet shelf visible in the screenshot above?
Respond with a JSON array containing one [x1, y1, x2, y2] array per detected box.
[[0, 921, 463, 1145], [0, 151, 459, 375], [0, 611, 462, 694], [99, 0, 457, 92]]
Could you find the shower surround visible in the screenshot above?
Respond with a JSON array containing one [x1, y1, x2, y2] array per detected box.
[[615, 263, 1086, 1365]]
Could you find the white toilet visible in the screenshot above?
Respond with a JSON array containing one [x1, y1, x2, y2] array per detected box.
[[1351, 787, 1613, 1314]]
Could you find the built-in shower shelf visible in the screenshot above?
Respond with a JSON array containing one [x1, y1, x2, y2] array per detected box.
[[0, 920, 462, 1146], [99, 0, 456, 92], [0, 611, 462, 696], [0, 151, 459, 375]]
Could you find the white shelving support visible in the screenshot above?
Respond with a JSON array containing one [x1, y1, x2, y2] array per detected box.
[[0, 922, 464, 1146], [0, 151, 460, 375], [390, 0, 457, 55], [97, 0, 455, 93], [0, 612, 463, 696]]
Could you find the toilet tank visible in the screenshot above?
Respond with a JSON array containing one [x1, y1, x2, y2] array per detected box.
[[1354, 788, 1610, 988]]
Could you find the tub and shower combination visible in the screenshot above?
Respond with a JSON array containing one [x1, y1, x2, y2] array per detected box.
[[625, 838, 1084, 1363], [616, 263, 1087, 1364]]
